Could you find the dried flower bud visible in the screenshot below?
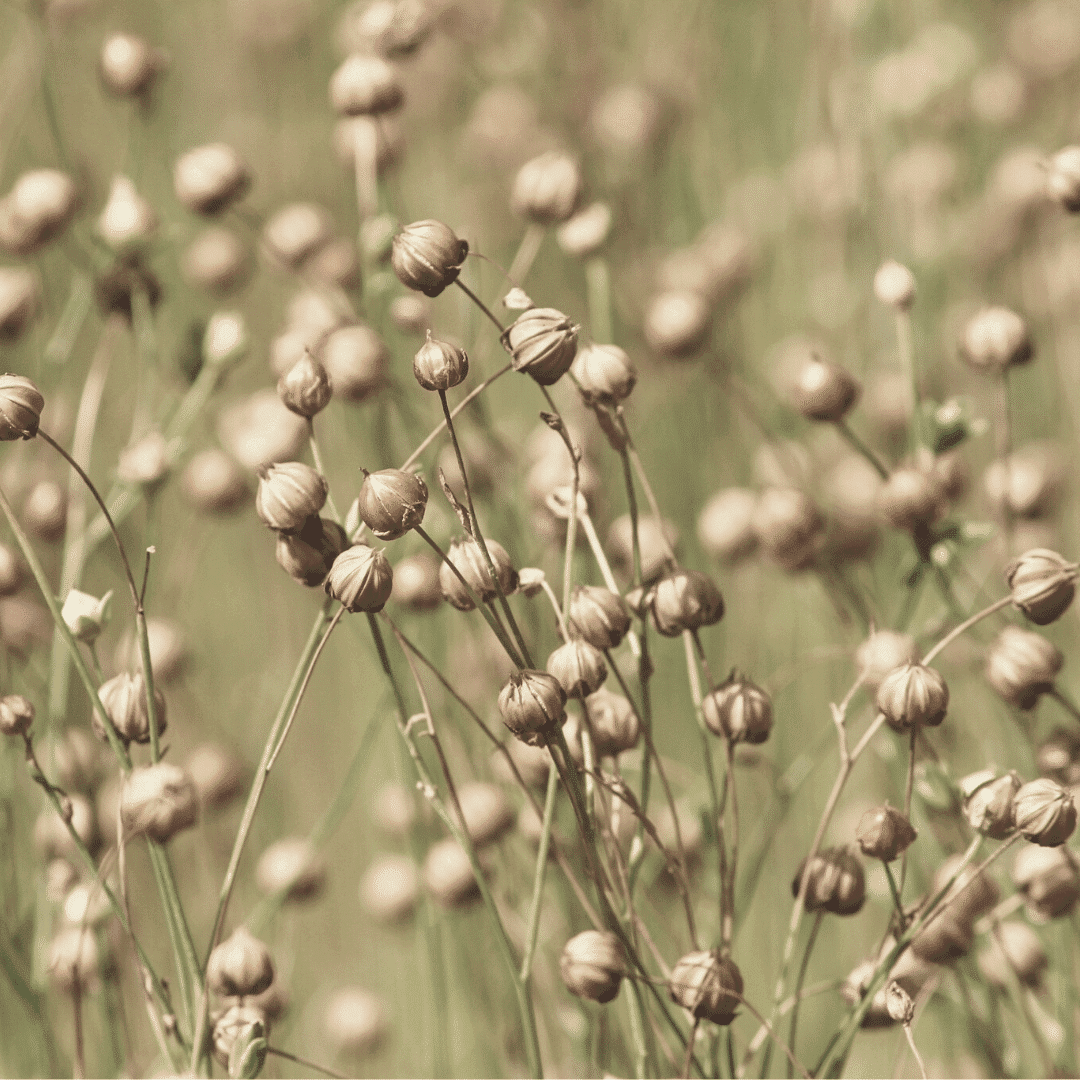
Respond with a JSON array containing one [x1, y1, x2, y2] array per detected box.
[[97, 175, 156, 248], [117, 430, 168, 486], [978, 921, 1048, 989], [643, 290, 711, 358], [182, 227, 249, 294], [960, 306, 1033, 372], [874, 260, 916, 310], [187, 742, 247, 809], [1014, 778, 1077, 846], [0, 693, 33, 737], [0, 267, 42, 340], [669, 949, 743, 1026], [1047, 146, 1080, 211], [856, 631, 918, 691], [751, 488, 823, 571], [48, 927, 100, 994], [358, 469, 427, 541], [560, 930, 624, 1004], [330, 54, 404, 116], [277, 516, 348, 587], [792, 846, 866, 915], [423, 837, 480, 907], [95, 672, 167, 747], [0, 170, 79, 255], [321, 325, 387, 403], [961, 770, 1020, 839], [498, 669, 566, 746], [986, 626, 1062, 709], [325, 545, 393, 613], [100, 33, 163, 97], [360, 853, 419, 922], [697, 488, 758, 563], [876, 663, 949, 732], [702, 676, 773, 745], [556, 202, 612, 258], [650, 567, 724, 637], [207, 926, 275, 998], [439, 537, 517, 610], [877, 467, 943, 531], [121, 763, 197, 843], [212, 1003, 268, 1075], [790, 356, 861, 423], [1012, 845, 1080, 919], [885, 981, 915, 1025], [0, 373, 43, 440], [256, 837, 326, 901], [413, 331, 468, 391], [572, 343, 637, 404], [455, 781, 514, 847], [1006, 548, 1077, 625], [503, 307, 579, 386], [583, 687, 639, 757], [391, 219, 468, 297], [263, 203, 333, 269], [510, 151, 583, 225], [325, 987, 387, 1055], [182, 448, 248, 514], [255, 462, 328, 534], [910, 906, 973, 964], [61, 589, 111, 644], [547, 639, 608, 698], [174, 144, 250, 216], [567, 586, 630, 651], [278, 352, 332, 419], [856, 803, 917, 861]]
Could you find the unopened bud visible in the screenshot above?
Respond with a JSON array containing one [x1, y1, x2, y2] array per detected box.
[[986, 626, 1062, 710], [791, 356, 860, 423], [207, 926, 275, 998], [560, 930, 624, 1003], [278, 352, 332, 418], [649, 567, 724, 637], [697, 487, 758, 563], [1006, 548, 1077, 625], [276, 516, 348, 587], [1012, 845, 1080, 919], [960, 306, 1033, 372], [96, 671, 166, 747], [98, 175, 156, 248], [978, 921, 1048, 989], [182, 448, 248, 515], [121, 763, 197, 843], [422, 837, 481, 907], [556, 202, 612, 259], [391, 219, 468, 297], [262, 202, 333, 270], [669, 949, 743, 1025], [567, 585, 630, 651], [751, 488, 823, 571], [547, 639, 608, 698], [325, 545, 393, 612], [182, 227, 250, 294], [329, 54, 404, 116], [510, 151, 583, 225], [856, 803, 917, 861], [61, 589, 111, 644], [586, 687, 640, 756], [498, 669, 566, 746], [358, 469, 427, 541], [455, 781, 514, 848], [792, 846, 866, 915], [961, 770, 1020, 839], [255, 462, 328, 533], [413, 331, 468, 391], [643, 290, 711, 358], [438, 537, 517, 610], [0, 268, 42, 340], [323, 325, 388, 403], [873, 260, 916, 310], [0, 373, 43, 440], [256, 837, 326, 901], [0, 693, 33, 737], [1047, 146, 1080, 211], [877, 467, 943, 531], [702, 675, 773, 745], [876, 663, 949, 731], [572, 343, 637, 404], [100, 33, 164, 97], [1014, 778, 1077, 846], [174, 144, 250, 216], [503, 307, 579, 386]]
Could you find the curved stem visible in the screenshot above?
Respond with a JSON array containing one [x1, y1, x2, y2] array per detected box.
[[520, 761, 559, 982], [508, 223, 546, 285], [308, 420, 342, 525], [920, 595, 1013, 666], [267, 1047, 346, 1079], [454, 278, 506, 334], [834, 420, 889, 480], [785, 911, 823, 1078]]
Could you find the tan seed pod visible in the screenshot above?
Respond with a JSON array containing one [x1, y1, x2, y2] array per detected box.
[[117, 430, 168, 486], [931, 854, 999, 924], [643, 290, 711, 358], [983, 441, 1064, 519], [174, 144, 250, 216], [329, 53, 404, 116], [256, 837, 326, 901], [372, 783, 416, 837], [855, 630, 919, 692], [856, 803, 917, 861], [359, 853, 419, 922], [0, 267, 42, 340], [277, 516, 349, 587], [585, 687, 640, 757], [1037, 728, 1080, 786], [668, 949, 743, 1025], [53, 728, 110, 794], [503, 307, 579, 386], [390, 552, 441, 611], [498, 669, 566, 747], [792, 846, 866, 915], [454, 781, 515, 848], [606, 514, 678, 582], [388, 294, 428, 334], [873, 259, 916, 310], [391, 220, 468, 297], [413, 331, 469, 391], [875, 663, 949, 731], [358, 468, 427, 541], [1047, 146, 1080, 212], [438, 537, 517, 611], [262, 202, 334, 269], [985, 626, 1063, 710], [321, 324, 389, 403], [181, 227, 250, 294], [23, 480, 66, 542], [48, 927, 100, 994], [978, 921, 1048, 989], [278, 351, 332, 419], [0, 170, 79, 255], [0, 693, 34, 736], [649, 567, 724, 637], [1012, 844, 1080, 920], [325, 545, 393, 612], [910, 906, 973, 964], [97, 175, 157, 249], [547, 638, 608, 698], [100, 33, 164, 97], [572, 343, 637, 404], [115, 616, 188, 684], [95, 671, 167, 747], [211, 1002, 268, 1073], [556, 202, 612, 259], [255, 461, 328, 533], [790, 356, 860, 423], [1014, 778, 1077, 846], [961, 770, 1019, 839], [207, 926, 275, 998], [560, 930, 624, 1003], [324, 986, 388, 1055], [121, 763, 198, 843], [510, 151, 583, 225], [877, 467, 943, 532], [217, 389, 309, 470], [1006, 548, 1077, 625], [697, 487, 758, 563], [702, 676, 773, 745], [591, 83, 664, 157], [182, 447, 249, 514], [491, 739, 551, 789], [884, 981, 914, 1025], [306, 236, 361, 291], [960, 306, 1032, 372], [186, 742, 247, 809], [0, 595, 51, 658], [422, 837, 480, 907], [567, 586, 630, 652], [751, 487, 823, 571]]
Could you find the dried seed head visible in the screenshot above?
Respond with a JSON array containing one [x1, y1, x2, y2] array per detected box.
[[121, 763, 197, 843], [325, 987, 388, 1055], [186, 742, 247, 809], [360, 853, 419, 922], [873, 259, 916, 310], [977, 921, 1048, 989], [1006, 548, 1077, 625], [567, 585, 630, 651], [876, 663, 949, 731], [1037, 728, 1080, 786], [61, 589, 111, 644], [207, 926, 275, 998], [325, 544, 393, 612], [439, 537, 517, 610], [174, 143, 250, 216], [0, 170, 79, 255], [572, 343, 637, 404], [643, 289, 711, 358], [219, 390, 308, 470], [97, 175, 156, 249], [547, 639, 608, 698], [276, 516, 348, 587], [498, 669, 566, 746], [885, 981, 915, 1025], [751, 487, 824, 571], [560, 930, 624, 1004], [48, 927, 101, 994], [556, 201, 612, 259], [790, 356, 861, 423], [910, 906, 974, 964], [0, 267, 42, 340], [423, 837, 481, 907], [702, 676, 773, 745], [358, 469, 427, 541], [391, 219, 468, 297], [212, 1003, 268, 1075], [255, 461, 328, 533], [960, 306, 1033, 372], [323, 325, 389, 402], [1047, 146, 1080, 211], [697, 487, 758, 563], [669, 949, 743, 1026], [1012, 845, 1080, 920], [842, 948, 933, 1029], [961, 770, 1020, 839], [932, 854, 1000, 923], [182, 226, 250, 294], [856, 630, 919, 691], [455, 781, 514, 847], [856, 803, 917, 861], [390, 552, 441, 611], [585, 687, 640, 756], [413, 331, 469, 391], [983, 441, 1063, 518], [0, 693, 33, 737], [606, 514, 678, 582], [986, 626, 1063, 710], [329, 54, 404, 116], [182, 448, 248, 515], [35, 795, 98, 860], [256, 837, 326, 901], [877, 467, 943, 531], [0, 373, 43, 441], [792, 846, 866, 915], [504, 307, 579, 386], [510, 151, 584, 225], [262, 202, 333, 270], [95, 672, 167, 747], [278, 351, 332, 418], [1013, 778, 1077, 847], [117, 430, 169, 486], [649, 567, 724, 637], [100, 33, 164, 97]]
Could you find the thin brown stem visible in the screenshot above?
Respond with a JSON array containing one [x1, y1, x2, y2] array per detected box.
[[920, 595, 1013, 666], [267, 1046, 347, 1079], [454, 277, 506, 334]]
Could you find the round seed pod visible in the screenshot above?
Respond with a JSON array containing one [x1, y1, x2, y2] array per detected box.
[[0, 693, 33, 736], [1014, 778, 1077, 846], [325, 545, 393, 613], [606, 514, 678, 582], [504, 307, 579, 386], [876, 663, 949, 732], [174, 144, 250, 216], [207, 926, 275, 998], [885, 981, 914, 1026], [358, 468, 427, 541], [455, 781, 514, 847], [983, 442, 1064, 519], [790, 356, 860, 423], [856, 804, 917, 861], [390, 552, 441, 611], [218, 389, 308, 471], [262, 203, 333, 270], [556, 202, 612, 259], [423, 838, 480, 907], [511, 151, 583, 225], [322, 324, 388, 403], [669, 949, 743, 1026], [0, 373, 43, 440], [643, 290, 711, 358], [211, 1003, 268, 1074], [255, 462, 328, 534], [585, 687, 639, 757], [978, 921, 1047, 989], [751, 488, 823, 571], [960, 306, 1032, 372], [339, 0, 433, 58], [0, 594, 50, 658], [856, 630, 919, 692], [413, 332, 468, 391], [961, 771, 1020, 839], [97, 175, 156, 249], [114, 616, 188, 685], [0, 170, 79, 255], [702, 676, 772, 744], [572, 343, 637, 404], [1037, 728, 1080, 786], [650, 567, 724, 637], [873, 259, 916, 310], [877, 467, 943, 531], [277, 516, 348, 587], [389, 294, 428, 334], [61, 879, 113, 929], [181, 227, 250, 294], [117, 431, 169, 487], [841, 946, 932, 1029], [498, 669, 566, 746], [330, 53, 404, 116], [492, 739, 551, 789], [1047, 146, 1080, 211], [182, 448, 248, 514], [95, 671, 167, 747], [325, 987, 388, 1056], [438, 537, 517, 611], [932, 854, 1000, 924], [1012, 845, 1080, 920], [186, 742, 247, 809], [120, 763, 198, 843], [203, 311, 248, 371], [986, 626, 1063, 710], [100, 33, 163, 97], [560, 930, 624, 1004], [256, 837, 326, 901], [391, 220, 468, 297], [910, 907, 974, 964], [0, 542, 21, 596], [48, 927, 101, 994], [1006, 548, 1076, 625], [372, 784, 415, 838], [697, 488, 758, 563], [792, 846, 866, 915], [35, 795, 98, 860], [307, 237, 362, 291], [278, 352, 332, 418], [567, 585, 630, 652], [359, 854, 418, 922], [0, 267, 42, 340], [547, 639, 608, 699], [53, 728, 110, 795]]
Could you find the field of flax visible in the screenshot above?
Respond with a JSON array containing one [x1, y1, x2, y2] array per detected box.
[[3, 1, 1080, 1078]]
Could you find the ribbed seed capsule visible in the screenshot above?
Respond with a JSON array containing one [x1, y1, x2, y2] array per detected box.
[[391, 220, 468, 297], [559, 930, 624, 1003], [1013, 778, 1077, 846], [1006, 548, 1077, 625], [876, 663, 949, 731], [276, 517, 349, 587], [503, 307, 579, 386], [792, 846, 866, 915], [498, 670, 566, 746], [510, 152, 584, 225], [585, 687, 640, 756], [961, 770, 1020, 839], [357, 468, 427, 541], [985, 626, 1063, 709], [413, 331, 468, 390], [95, 672, 167, 747], [0, 373, 43, 440], [278, 352, 332, 418], [1012, 845, 1080, 919], [668, 949, 743, 1025], [438, 537, 517, 611], [701, 676, 773, 744], [120, 763, 198, 843], [571, 343, 637, 404], [856, 804, 917, 861], [325, 545, 393, 613], [329, 54, 405, 116], [566, 585, 630, 651], [649, 567, 724, 637], [207, 926, 275, 998], [547, 639, 608, 698], [255, 462, 328, 534]]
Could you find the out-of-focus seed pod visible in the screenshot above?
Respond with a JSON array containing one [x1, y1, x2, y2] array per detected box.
[[873, 259, 916, 310], [207, 926, 275, 998], [877, 467, 943, 531], [556, 202, 612, 259], [322, 324, 388, 403], [182, 227, 250, 294], [983, 442, 1064, 519], [1037, 729, 1080, 786], [277, 516, 348, 587], [359, 853, 419, 922], [842, 948, 933, 1029], [567, 586, 630, 652], [357, 469, 427, 541], [932, 854, 1000, 924], [1047, 146, 1080, 212], [986, 626, 1063, 710], [324, 987, 388, 1055], [325, 545, 393, 612], [211, 1003, 268, 1075], [117, 430, 168, 487], [330, 53, 404, 116], [547, 639, 608, 698], [62, 880, 112, 927], [390, 552, 441, 611], [960, 306, 1032, 372], [498, 669, 566, 747], [585, 687, 639, 756], [702, 676, 773, 745], [389, 294, 428, 334], [606, 514, 678, 583], [961, 770, 1020, 839], [0, 170, 79, 255], [48, 927, 101, 994], [0, 267, 42, 340], [0, 594, 50, 658], [978, 922, 1047, 989], [510, 151, 583, 225], [203, 311, 248, 373], [455, 781, 514, 847], [910, 906, 973, 964], [1006, 548, 1076, 625], [751, 487, 824, 571], [1012, 844, 1080, 920], [262, 203, 333, 270], [339, 0, 432, 58], [114, 616, 188, 685], [658, 223, 754, 307], [591, 82, 663, 157], [61, 589, 111, 644], [372, 783, 416, 837], [0, 693, 33, 736], [876, 663, 949, 732], [182, 448, 248, 514], [0, 542, 21, 596], [669, 949, 743, 1025], [413, 332, 468, 391], [856, 630, 918, 692], [333, 115, 405, 176], [572, 343, 637, 404], [93, 253, 162, 322], [560, 930, 624, 1004], [438, 537, 517, 610], [652, 801, 704, 861], [53, 728, 109, 794], [503, 307, 579, 386], [255, 462, 328, 533], [97, 175, 156, 249], [35, 795, 98, 860], [643, 290, 711, 358], [256, 837, 326, 901], [219, 390, 308, 470], [278, 351, 332, 419], [492, 739, 551, 789], [100, 33, 164, 97], [792, 846, 866, 915], [697, 487, 758, 563], [307, 236, 361, 291], [423, 837, 480, 907], [856, 803, 917, 861], [0, 373, 44, 441], [121, 763, 198, 843], [649, 567, 723, 637], [391, 220, 468, 297], [790, 356, 860, 423], [94, 672, 166, 747], [174, 144, 250, 215], [186, 742, 247, 809], [1014, 778, 1077, 846]]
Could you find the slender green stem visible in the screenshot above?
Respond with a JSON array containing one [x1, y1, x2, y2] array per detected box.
[[308, 420, 342, 525], [884, 861, 905, 924], [267, 1046, 347, 1079], [454, 278, 506, 334], [520, 761, 559, 982], [537, 386, 580, 619], [894, 309, 921, 452], [586, 256, 613, 344], [834, 420, 889, 480], [785, 911, 823, 1078], [509, 223, 546, 284], [920, 595, 1013, 666], [902, 1024, 928, 1080]]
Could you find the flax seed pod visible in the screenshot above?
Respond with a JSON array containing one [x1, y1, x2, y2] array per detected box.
[[325, 545, 393, 612], [1006, 548, 1077, 625], [121, 763, 198, 843], [932, 854, 1000, 924], [330, 54, 404, 116], [504, 307, 579, 386], [983, 442, 1064, 519], [114, 616, 188, 685], [751, 487, 824, 571], [413, 331, 468, 391], [560, 930, 624, 1004], [390, 552, 441, 611], [643, 290, 711, 358], [174, 144, 250, 216], [391, 220, 468, 297], [256, 837, 326, 902], [790, 355, 860, 423], [277, 351, 332, 419], [0, 170, 79, 255], [1012, 845, 1080, 920], [182, 226, 250, 294], [567, 586, 630, 651], [547, 638, 608, 698], [511, 152, 583, 225], [438, 537, 517, 610], [606, 514, 678, 582], [669, 950, 743, 1026], [792, 846, 866, 915], [650, 567, 724, 637], [1037, 729, 1080, 786], [117, 431, 169, 487], [856, 630, 918, 692], [220, 391, 308, 471], [877, 466, 944, 531], [389, 294, 428, 334], [359, 854, 419, 922], [910, 906, 974, 964], [0, 373, 44, 440], [262, 203, 334, 270], [498, 670, 566, 746], [186, 742, 247, 810], [455, 781, 514, 847], [182, 448, 248, 515], [1047, 146, 1080, 212], [255, 462, 328, 533], [873, 259, 916, 310], [100, 33, 164, 97], [556, 202, 612, 259], [978, 921, 1048, 989], [95, 671, 167, 746], [307, 236, 362, 292], [697, 487, 758, 563], [876, 663, 949, 731], [1014, 778, 1077, 846], [585, 687, 639, 757], [358, 469, 428, 541], [856, 804, 917, 861], [325, 987, 388, 1056], [277, 517, 348, 586], [0, 267, 42, 340], [986, 626, 1063, 709], [97, 175, 157, 249], [961, 771, 1020, 839], [491, 739, 551, 789], [207, 926, 275, 998], [422, 838, 480, 907], [571, 343, 637, 404], [960, 306, 1032, 372], [702, 676, 773, 745], [323, 324, 389, 403]]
